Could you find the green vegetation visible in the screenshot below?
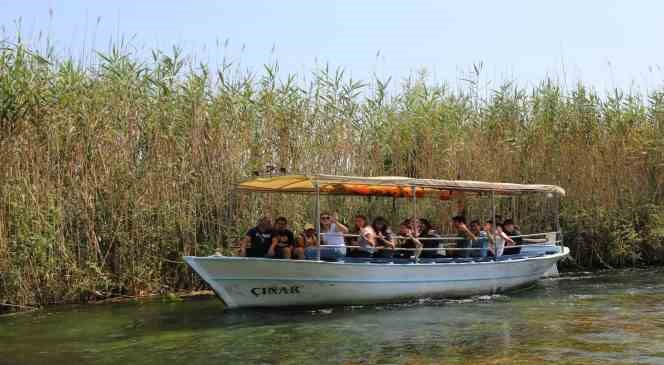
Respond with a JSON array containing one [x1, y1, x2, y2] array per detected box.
[[1, 40, 663, 310]]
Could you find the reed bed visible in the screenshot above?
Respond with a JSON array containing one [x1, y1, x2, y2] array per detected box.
[[1, 41, 663, 310]]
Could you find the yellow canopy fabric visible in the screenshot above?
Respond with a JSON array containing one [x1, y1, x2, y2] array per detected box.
[[236, 174, 565, 198]]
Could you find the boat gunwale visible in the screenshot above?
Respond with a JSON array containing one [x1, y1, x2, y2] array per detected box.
[[183, 247, 569, 268]]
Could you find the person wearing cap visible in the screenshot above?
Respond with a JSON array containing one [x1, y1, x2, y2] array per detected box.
[[293, 223, 317, 260]]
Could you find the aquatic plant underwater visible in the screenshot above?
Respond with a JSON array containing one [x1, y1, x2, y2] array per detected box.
[[0, 37, 663, 310]]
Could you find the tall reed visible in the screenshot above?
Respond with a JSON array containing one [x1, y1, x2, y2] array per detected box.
[[1, 40, 663, 310]]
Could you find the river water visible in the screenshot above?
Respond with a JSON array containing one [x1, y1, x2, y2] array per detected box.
[[2, 268, 664, 365]]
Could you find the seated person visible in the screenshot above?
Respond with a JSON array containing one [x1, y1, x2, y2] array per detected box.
[[239, 216, 273, 257], [394, 219, 422, 259], [305, 212, 348, 260], [295, 223, 317, 260], [469, 219, 489, 257], [349, 214, 376, 258], [418, 218, 442, 258], [502, 219, 522, 255], [452, 215, 477, 258], [267, 216, 295, 259], [484, 220, 514, 257], [371, 216, 395, 258]]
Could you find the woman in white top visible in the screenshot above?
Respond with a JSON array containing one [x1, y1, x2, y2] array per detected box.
[[349, 214, 376, 258], [305, 212, 349, 260]]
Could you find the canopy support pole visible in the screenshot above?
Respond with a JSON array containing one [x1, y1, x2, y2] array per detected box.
[[555, 195, 561, 245], [315, 182, 321, 261], [511, 196, 516, 222], [412, 184, 417, 222], [491, 192, 496, 222], [491, 191, 497, 243]]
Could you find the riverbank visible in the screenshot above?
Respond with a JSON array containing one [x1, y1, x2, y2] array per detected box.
[[0, 289, 216, 317], [1, 39, 663, 311]]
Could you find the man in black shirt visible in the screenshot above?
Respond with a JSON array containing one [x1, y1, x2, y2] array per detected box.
[[240, 216, 273, 257], [267, 216, 296, 259], [502, 219, 522, 255], [452, 215, 477, 258], [418, 218, 442, 258]]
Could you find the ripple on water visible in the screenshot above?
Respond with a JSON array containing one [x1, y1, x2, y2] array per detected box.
[[3, 268, 664, 365]]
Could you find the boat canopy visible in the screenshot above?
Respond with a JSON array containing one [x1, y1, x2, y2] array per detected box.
[[236, 174, 565, 198]]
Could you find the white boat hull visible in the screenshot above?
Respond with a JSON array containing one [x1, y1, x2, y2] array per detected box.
[[184, 247, 569, 309]]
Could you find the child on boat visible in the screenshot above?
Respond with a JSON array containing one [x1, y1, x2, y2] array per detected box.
[[294, 223, 317, 260]]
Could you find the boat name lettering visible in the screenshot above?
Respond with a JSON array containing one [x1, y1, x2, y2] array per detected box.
[[251, 286, 301, 297]]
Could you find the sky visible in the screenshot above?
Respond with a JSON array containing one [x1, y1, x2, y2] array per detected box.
[[1, 0, 663, 92]]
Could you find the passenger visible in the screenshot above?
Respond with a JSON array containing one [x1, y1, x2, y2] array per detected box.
[[502, 219, 522, 255], [394, 219, 422, 259], [371, 216, 396, 258], [452, 215, 477, 258], [485, 220, 514, 257], [408, 217, 422, 237], [469, 219, 489, 257], [267, 216, 295, 259], [349, 214, 376, 258], [239, 216, 273, 257], [294, 223, 317, 260], [305, 212, 349, 260], [418, 218, 443, 258]]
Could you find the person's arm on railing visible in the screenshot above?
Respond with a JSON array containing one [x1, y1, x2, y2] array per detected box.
[[376, 232, 395, 249], [496, 226, 515, 245], [458, 223, 478, 241], [407, 232, 423, 258]]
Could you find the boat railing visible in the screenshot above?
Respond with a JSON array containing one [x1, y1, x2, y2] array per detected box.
[[314, 243, 562, 252], [316, 231, 563, 252], [318, 231, 561, 240]]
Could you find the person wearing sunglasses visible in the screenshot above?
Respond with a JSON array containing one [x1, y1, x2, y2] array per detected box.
[[305, 212, 349, 260]]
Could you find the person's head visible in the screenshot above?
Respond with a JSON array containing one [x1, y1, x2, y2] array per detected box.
[[320, 212, 332, 228], [503, 219, 515, 232], [372, 216, 389, 233], [484, 220, 494, 232], [399, 220, 412, 235], [419, 218, 433, 235], [274, 216, 288, 231], [303, 223, 315, 236], [451, 215, 467, 229], [257, 216, 273, 232], [469, 219, 481, 234], [408, 217, 421, 235], [354, 214, 367, 229]]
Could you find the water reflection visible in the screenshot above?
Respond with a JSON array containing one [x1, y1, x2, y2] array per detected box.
[[2, 269, 664, 364]]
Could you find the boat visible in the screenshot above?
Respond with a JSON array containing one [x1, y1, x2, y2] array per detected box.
[[184, 174, 569, 309]]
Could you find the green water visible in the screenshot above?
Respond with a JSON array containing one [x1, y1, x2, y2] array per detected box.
[[2, 269, 664, 365]]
